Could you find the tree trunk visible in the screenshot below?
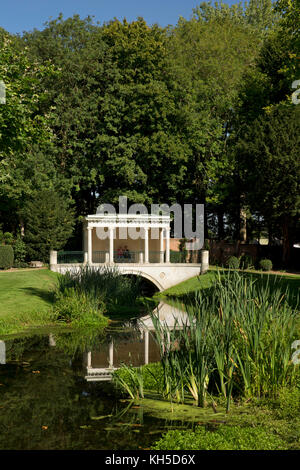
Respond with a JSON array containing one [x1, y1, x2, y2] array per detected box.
[[19, 218, 25, 238], [282, 215, 290, 266], [239, 193, 247, 243]]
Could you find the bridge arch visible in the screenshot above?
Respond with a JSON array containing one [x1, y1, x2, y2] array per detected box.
[[119, 268, 165, 292]]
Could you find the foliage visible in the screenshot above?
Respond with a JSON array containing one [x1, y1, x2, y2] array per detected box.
[[270, 386, 300, 420], [0, 245, 14, 269], [150, 270, 299, 410], [226, 256, 240, 269], [0, 231, 13, 245], [22, 16, 197, 212], [152, 424, 288, 450], [53, 288, 108, 329], [273, 0, 300, 84], [57, 265, 142, 312], [240, 253, 254, 269], [22, 189, 75, 262], [13, 235, 27, 265], [237, 105, 300, 264], [0, 30, 59, 232], [0, 3, 298, 266], [113, 362, 164, 398], [259, 258, 273, 271]]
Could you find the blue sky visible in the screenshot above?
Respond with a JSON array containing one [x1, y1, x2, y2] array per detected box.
[[2, 0, 240, 35]]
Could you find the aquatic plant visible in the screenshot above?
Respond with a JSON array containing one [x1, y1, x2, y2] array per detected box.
[[150, 270, 299, 410], [56, 265, 142, 312], [53, 288, 109, 329]]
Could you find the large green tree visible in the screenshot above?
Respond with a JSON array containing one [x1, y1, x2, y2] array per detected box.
[[237, 105, 300, 264], [22, 189, 75, 262], [23, 16, 196, 214], [168, 1, 274, 238], [0, 29, 59, 234]]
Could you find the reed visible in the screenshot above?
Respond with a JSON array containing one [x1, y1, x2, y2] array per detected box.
[[150, 270, 299, 410], [57, 265, 142, 309]]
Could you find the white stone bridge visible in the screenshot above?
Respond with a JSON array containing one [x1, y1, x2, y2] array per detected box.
[[50, 213, 208, 291]]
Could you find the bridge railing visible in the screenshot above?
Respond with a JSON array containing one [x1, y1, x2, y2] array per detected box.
[[170, 250, 190, 263], [57, 251, 84, 264], [92, 251, 107, 263], [56, 250, 194, 264], [114, 251, 140, 263]]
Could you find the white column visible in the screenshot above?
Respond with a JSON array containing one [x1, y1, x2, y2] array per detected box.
[[50, 250, 57, 268], [144, 330, 149, 365], [201, 250, 209, 273], [144, 227, 149, 263], [0, 341, 6, 365], [49, 334, 56, 347], [87, 226, 92, 264], [109, 227, 114, 264], [165, 227, 170, 263], [160, 228, 164, 263], [87, 352, 92, 368], [108, 340, 114, 368]]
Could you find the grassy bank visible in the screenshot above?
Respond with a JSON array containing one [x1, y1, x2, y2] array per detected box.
[[0, 267, 151, 336], [158, 267, 300, 308], [0, 269, 60, 336]]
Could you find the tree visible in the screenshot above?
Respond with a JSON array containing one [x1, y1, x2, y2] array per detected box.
[[236, 105, 300, 264], [23, 16, 194, 215], [22, 190, 75, 262], [0, 29, 60, 234], [168, 1, 272, 238], [274, 0, 300, 84]]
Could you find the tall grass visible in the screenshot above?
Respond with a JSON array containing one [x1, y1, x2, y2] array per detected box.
[[151, 270, 299, 410], [57, 265, 142, 311]]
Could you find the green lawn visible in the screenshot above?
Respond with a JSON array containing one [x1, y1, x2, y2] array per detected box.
[[158, 267, 300, 308], [0, 268, 59, 336]]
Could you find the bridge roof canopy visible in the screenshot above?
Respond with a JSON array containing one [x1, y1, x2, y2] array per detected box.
[[85, 213, 171, 229]]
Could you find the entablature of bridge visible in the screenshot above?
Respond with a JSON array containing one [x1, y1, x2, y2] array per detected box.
[[84, 213, 171, 229]]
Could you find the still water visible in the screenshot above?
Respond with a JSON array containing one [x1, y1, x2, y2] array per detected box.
[[0, 303, 193, 450]]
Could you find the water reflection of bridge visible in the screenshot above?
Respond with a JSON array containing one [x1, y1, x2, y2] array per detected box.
[[84, 302, 189, 382]]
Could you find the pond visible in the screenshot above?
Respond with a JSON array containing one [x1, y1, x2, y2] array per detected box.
[[0, 302, 195, 450]]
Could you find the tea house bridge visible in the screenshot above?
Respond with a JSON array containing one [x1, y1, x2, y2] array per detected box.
[[50, 213, 208, 291]]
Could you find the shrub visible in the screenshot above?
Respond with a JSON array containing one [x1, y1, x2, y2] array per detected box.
[[0, 245, 14, 269], [53, 288, 108, 329], [0, 231, 14, 245], [259, 258, 273, 271], [13, 235, 27, 265], [240, 253, 253, 270], [226, 256, 240, 269], [57, 265, 142, 311], [152, 425, 288, 450], [3, 232, 13, 245]]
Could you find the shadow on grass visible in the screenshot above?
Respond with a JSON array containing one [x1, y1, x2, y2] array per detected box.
[[21, 287, 56, 305]]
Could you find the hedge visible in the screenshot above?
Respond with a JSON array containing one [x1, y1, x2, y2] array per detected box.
[[0, 245, 14, 269]]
